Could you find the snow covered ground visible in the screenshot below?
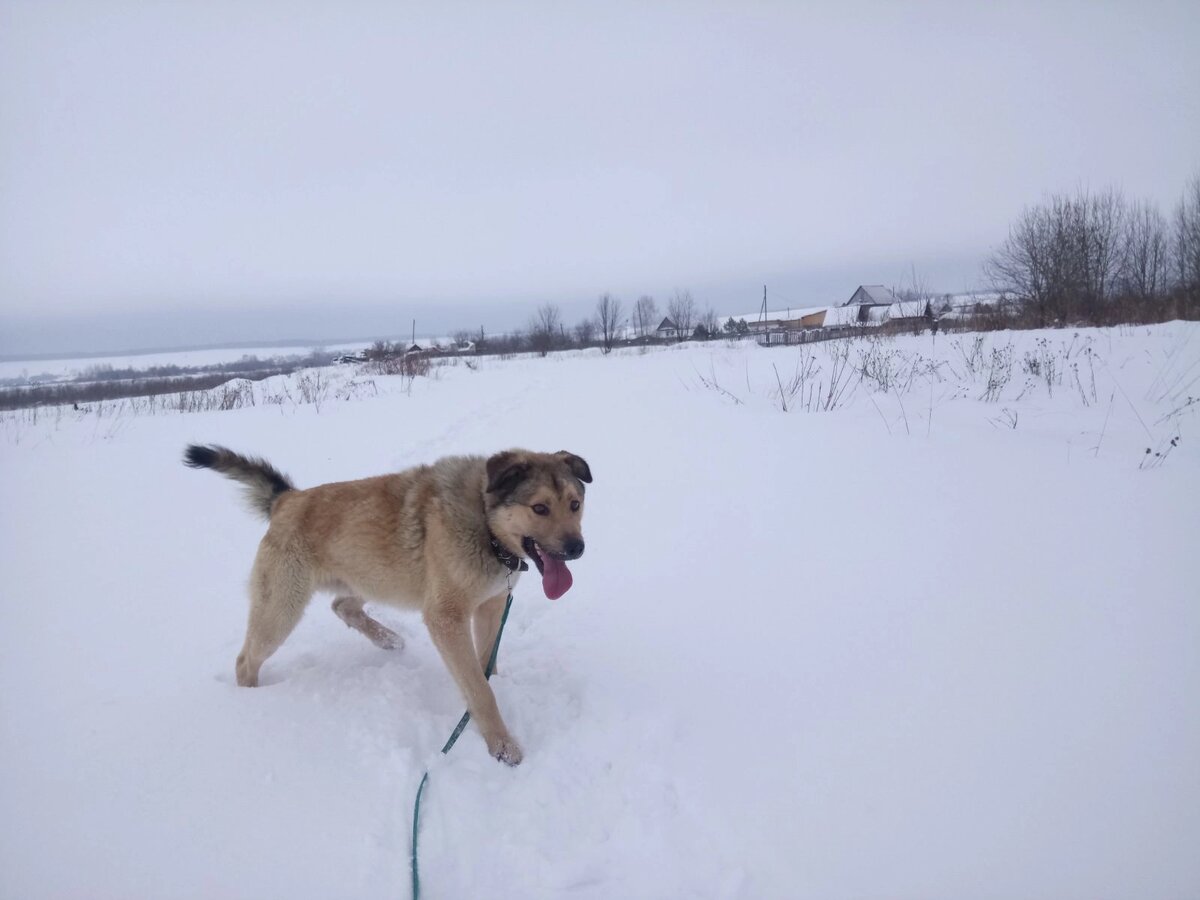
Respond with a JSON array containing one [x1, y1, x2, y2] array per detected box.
[[0, 340, 374, 384], [1, 323, 1198, 899]]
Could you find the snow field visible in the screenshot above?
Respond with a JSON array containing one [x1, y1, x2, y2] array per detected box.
[[1, 323, 1198, 898]]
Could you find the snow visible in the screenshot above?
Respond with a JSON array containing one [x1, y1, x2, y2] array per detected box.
[[2, 324, 1198, 899], [822, 304, 862, 327], [0, 341, 375, 383]]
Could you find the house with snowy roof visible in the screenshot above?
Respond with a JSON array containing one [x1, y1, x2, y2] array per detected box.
[[718, 306, 828, 334], [717, 284, 937, 339], [655, 317, 680, 340], [862, 298, 933, 324], [844, 285, 899, 307], [841, 285, 932, 326]]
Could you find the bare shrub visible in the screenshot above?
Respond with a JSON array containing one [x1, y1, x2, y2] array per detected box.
[[980, 344, 1014, 402], [596, 294, 625, 354], [218, 380, 256, 410], [692, 362, 743, 405], [772, 349, 820, 412], [574, 318, 597, 346], [633, 295, 659, 338], [529, 303, 562, 357], [362, 353, 432, 379], [822, 339, 856, 411], [858, 337, 903, 392], [295, 370, 329, 412], [955, 335, 986, 378], [1022, 338, 1062, 397], [1139, 434, 1181, 470], [667, 289, 696, 339]]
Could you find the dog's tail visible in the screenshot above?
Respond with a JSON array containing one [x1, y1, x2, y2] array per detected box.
[[183, 444, 296, 520]]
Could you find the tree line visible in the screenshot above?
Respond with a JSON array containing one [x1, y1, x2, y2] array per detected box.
[[446, 288, 726, 358], [985, 175, 1200, 327]]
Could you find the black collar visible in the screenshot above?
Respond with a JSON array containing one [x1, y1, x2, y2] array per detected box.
[[489, 533, 529, 572]]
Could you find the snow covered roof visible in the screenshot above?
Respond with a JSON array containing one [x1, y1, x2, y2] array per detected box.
[[822, 305, 862, 327], [862, 299, 930, 323], [846, 285, 898, 306], [944, 292, 1003, 310], [887, 299, 930, 319], [719, 306, 828, 329]]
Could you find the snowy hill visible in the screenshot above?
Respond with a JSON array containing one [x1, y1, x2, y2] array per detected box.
[[2, 324, 1198, 898]]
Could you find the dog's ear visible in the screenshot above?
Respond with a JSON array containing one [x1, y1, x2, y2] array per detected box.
[[486, 451, 531, 496], [556, 451, 593, 484]]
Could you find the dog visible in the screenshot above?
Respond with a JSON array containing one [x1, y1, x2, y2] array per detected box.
[[184, 445, 591, 765]]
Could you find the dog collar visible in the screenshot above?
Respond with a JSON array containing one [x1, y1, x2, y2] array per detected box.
[[489, 533, 529, 572]]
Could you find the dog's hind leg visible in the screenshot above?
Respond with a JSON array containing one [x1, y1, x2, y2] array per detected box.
[[332, 596, 402, 651], [236, 551, 312, 687]]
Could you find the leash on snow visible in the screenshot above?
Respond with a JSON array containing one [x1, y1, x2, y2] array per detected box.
[[410, 591, 514, 900]]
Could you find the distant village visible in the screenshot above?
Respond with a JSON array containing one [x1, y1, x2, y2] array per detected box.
[[703, 284, 997, 345], [364, 285, 1001, 360]]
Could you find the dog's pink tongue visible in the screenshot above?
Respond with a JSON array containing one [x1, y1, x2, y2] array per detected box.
[[540, 553, 573, 600]]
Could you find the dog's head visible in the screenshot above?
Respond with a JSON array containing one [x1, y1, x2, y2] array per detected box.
[[485, 449, 591, 600]]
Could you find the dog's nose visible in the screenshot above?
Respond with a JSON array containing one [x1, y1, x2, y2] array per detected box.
[[563, 538, 585, 560]]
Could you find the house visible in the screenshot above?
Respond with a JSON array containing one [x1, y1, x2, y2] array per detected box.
[[717, 283, 938, 342], [838, 285, 895, 323], [655, 317, 680, 340], [886, 299, 932, 321], [719, 306, 828, 333], [820, 305, 863, 327], [775, 307, 828, 330], [844, 285, 899, 307], [940, 292, 1003, 316], [862, 298, 932, 325]]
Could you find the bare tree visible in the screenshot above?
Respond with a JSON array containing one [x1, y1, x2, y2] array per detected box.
[[696, 306, 719, 339], [1121, 199, 1170, 301], [1079, 187, 1127, 319], [497, 328, 530, 355], [574, 317, 597, 345], [1174, 173, 1200, 299], [985, 187, 1131, 326], [897, 263, 933, 303], [528, 303, 562, 357], [633, 295, 659, 338], [595, 293, 625, 354], [985, 199, 1067, 327], [667, 289, 695, 340]]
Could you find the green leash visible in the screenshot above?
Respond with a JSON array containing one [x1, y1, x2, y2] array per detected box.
[[410, 592, 514, 900]]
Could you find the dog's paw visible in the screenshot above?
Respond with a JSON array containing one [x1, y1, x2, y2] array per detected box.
[[235, 653, 259, 687], [487, 735, 524, 766], [372, 627, 403, 651]]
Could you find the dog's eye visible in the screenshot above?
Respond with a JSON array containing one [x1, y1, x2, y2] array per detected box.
[[531, 503, 550, 516], [570, 500, 580, 512]]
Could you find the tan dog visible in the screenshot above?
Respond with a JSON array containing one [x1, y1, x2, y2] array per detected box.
[[184, 445, 591, 765]]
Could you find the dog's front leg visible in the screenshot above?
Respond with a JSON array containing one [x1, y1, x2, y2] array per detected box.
[[425, 600, 523, 765], [472, 591, 509, 676]]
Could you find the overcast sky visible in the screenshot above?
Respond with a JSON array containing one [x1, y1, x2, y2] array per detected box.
[[2, 1, 1198, 356]]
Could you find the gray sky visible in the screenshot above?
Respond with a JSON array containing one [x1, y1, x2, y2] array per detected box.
[[2, 0, 1198, 356]]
